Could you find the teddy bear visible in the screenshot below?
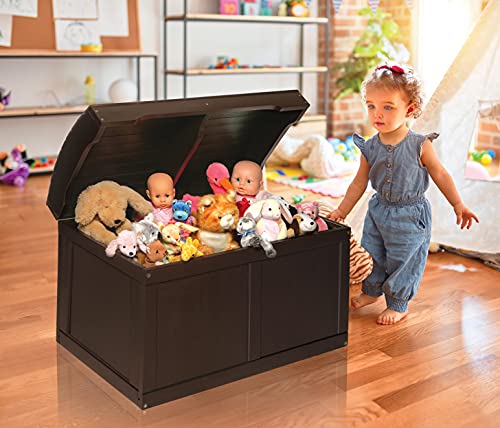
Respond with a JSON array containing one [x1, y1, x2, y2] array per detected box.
[[195, 190, 240, 254], [171, 199, 196, 225], [74, 180, 152, 246], [141, 240, 168, 268]]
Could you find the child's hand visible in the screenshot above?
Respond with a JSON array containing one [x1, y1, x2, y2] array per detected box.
[[328, 208, 346, 222], [454, 202, 479, 229]]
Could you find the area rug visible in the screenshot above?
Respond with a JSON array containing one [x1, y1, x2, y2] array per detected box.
[[265, 166, 366, 198]]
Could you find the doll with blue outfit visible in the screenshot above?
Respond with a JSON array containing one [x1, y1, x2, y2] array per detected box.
[[329, 63, 479, 325]]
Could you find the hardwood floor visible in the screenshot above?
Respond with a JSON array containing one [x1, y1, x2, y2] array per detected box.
[[1, 175, 499, 427]]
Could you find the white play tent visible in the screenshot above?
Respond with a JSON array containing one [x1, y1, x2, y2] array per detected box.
[[414, 0, 500, 258]]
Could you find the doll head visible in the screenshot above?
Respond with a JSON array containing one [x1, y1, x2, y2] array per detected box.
[[230, 160, 263, 197], [146, 172, 175, 209], [361, 63, 424, 132]]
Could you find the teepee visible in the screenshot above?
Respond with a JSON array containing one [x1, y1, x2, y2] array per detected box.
[[414, 0, 500, 255]]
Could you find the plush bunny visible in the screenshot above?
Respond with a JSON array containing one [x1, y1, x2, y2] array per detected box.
[[236, 216, 276, 258], [105, 230, 147, 258], [244, 198, 293, 242]]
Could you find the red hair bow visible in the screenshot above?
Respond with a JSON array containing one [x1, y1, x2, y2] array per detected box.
[[376, 63, 405, 74]]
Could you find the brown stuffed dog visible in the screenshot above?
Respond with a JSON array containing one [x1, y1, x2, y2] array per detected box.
[[141, 240, 168, 267], [195, 190, 240, 254], [75, 180, 152, 245]]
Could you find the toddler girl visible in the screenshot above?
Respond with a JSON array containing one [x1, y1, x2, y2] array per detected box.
[[329, 63, 479, 325]]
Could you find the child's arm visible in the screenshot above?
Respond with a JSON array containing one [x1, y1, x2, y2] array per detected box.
[[328, 156, 370, 220], [421, 139, 479, 229]]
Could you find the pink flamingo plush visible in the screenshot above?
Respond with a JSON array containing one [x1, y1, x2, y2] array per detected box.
[[183, 162, 234, 212]]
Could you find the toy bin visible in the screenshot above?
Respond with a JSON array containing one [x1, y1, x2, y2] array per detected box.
[[46, 90, 350, 409]]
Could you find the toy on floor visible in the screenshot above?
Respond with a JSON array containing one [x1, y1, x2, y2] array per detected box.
[[74, 181, 153, 246], [328, 135, 361, 162], [287, 213, 318, 238], [0, 86, 11, 112], [105, 230, 146, 259], [237, 216, 277, 258], [0, 145, 32, 187], [470, 149, 495, 167], [296, 201, 328, 231]]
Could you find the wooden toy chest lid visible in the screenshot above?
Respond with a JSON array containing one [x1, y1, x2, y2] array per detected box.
[[46, 90, 309, 221]]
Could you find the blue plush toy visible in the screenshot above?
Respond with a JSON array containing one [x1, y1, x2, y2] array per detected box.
[[172, 199, 193, 222]]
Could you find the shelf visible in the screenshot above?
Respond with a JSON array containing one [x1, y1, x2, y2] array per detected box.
[[0, 50, 157, 58], [29, 155, 57, 175], [166, 66, 328, 75], [0, 105, 87, 118], [165, 13, 328, 24]]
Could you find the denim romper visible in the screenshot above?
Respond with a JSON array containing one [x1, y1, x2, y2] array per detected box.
[[353, 130, 438, 312]]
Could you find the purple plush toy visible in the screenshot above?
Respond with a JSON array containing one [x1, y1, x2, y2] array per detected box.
[[0, 147, 30, 187], [0, 86, 11, 111]]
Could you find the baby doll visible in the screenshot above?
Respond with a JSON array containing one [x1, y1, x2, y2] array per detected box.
[[230, 160, 271, 217], [146, 172, 176, 225]]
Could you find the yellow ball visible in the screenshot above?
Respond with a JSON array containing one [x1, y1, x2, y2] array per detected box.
[[480, 153, 492, 166]]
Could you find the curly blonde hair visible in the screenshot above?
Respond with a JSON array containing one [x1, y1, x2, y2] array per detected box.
[[361, 64, 424, 119]]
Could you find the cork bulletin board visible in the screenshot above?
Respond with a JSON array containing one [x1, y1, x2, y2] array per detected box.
[[0, 0, 140, 52]]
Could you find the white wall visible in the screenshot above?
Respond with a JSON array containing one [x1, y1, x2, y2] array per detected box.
[[0, 0, 319, 157]]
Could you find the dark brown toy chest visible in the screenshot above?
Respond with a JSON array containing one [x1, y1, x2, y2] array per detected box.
[[46, 90, 350, 409]]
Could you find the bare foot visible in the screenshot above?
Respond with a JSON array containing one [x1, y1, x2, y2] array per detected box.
[[376, 308, 408, 325], [351, 293, 380, 309]]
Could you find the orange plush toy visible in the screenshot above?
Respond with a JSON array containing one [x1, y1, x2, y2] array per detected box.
[[195, 190, 240, 254]]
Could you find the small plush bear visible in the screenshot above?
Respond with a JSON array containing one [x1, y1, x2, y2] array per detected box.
[[171, 199, 196, 225], [142, 240, 168, 267]]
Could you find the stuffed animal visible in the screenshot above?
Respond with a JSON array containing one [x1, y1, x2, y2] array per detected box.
[[336, 220, 373, 285], [195, 190, 240, 254], [296, 201, 328, 232], [171, 199, 196, 225], [169, 237, 204, 263], [160, 223, 182, 256], [133, 213, 161, 246], [74, 180, 153, 246], [105, 230, 147, 259], [244, 198, 293, 242], [142, 240, 168, 267], [206, 162, 234, 194], [0, 145, 33, 187], [182, 162, 234, 212], [236, 216, 276, 258], [287, 213, 318, 238]]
